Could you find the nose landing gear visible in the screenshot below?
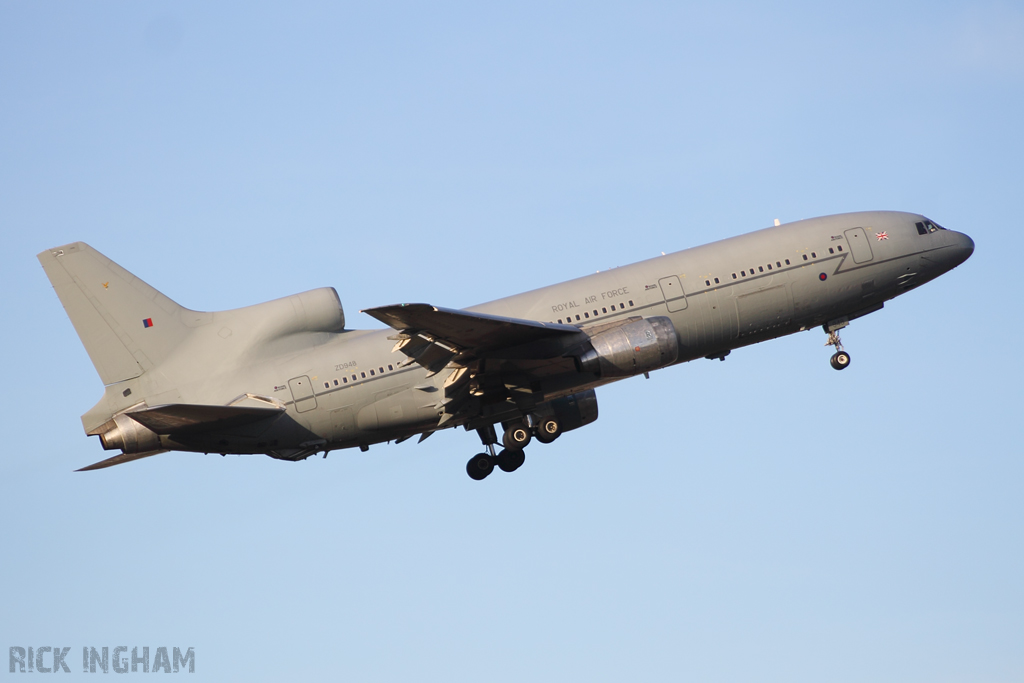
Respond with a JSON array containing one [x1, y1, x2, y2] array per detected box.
[[824, 321, 852, 371], [830, 349, 851, 370]]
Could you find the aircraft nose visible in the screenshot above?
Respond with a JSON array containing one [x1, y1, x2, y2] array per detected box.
[[950, 231, 975, 267]]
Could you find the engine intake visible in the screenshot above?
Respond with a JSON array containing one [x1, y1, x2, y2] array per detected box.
[[576, 316, 679, 378]]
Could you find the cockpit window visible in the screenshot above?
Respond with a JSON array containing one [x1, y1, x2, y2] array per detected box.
[[917, 218, 946, 235]]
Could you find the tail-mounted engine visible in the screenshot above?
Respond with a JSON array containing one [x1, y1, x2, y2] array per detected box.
[[95, 413, 162, 453], [575, 316, 680, 378]]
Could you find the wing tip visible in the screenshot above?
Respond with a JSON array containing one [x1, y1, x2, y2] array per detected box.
[[75, 449, 167, 471]]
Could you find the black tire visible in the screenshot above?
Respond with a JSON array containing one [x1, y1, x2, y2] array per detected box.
[[502, 424, 532, 450], [466, 453, 494, 480], [497, 448, 526, 473], [830, 351, 851, 371], [534, 417, 561, 444]]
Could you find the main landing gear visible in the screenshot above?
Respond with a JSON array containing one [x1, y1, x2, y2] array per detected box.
[[824, 321, 852, 371], [465, 417, 562, 480]]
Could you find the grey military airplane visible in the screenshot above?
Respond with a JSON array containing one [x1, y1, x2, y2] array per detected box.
[[39, 211, 973, 479]]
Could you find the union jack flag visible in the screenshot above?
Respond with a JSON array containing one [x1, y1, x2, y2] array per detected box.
[[875, 231, 888, 241]]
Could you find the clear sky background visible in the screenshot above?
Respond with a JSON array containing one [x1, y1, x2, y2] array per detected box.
[[2, 2, 1022, 680]]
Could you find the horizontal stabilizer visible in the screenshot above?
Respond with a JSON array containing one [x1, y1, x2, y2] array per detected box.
[[126, 404, 284, 434], [362, 303, 580, 352], [76, 449, 168, 472]]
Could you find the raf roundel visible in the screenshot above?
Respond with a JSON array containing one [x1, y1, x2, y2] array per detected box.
[[818, 273, 827, 281]]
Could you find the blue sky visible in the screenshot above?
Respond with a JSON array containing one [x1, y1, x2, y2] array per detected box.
[[2, 2, 1022, 680]]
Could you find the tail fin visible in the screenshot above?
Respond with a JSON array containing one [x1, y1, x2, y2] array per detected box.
[[38, 242, 195, 386]]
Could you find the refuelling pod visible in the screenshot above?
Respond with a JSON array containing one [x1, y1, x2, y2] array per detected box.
[[575, 316, 679, 378], [96, 413, 162, 453]]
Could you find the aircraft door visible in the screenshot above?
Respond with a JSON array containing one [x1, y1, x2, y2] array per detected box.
[[288, 375, 318, 413], [844, 228, 874, 264], [659, 275, 688, 312]]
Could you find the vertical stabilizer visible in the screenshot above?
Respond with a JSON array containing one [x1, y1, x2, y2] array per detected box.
[[37, 243, 194, 385]]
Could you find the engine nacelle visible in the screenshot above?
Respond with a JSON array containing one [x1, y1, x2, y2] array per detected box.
[[575, 316, 680, 378], [541, 389, 599, 433], [97, 413, 162, 453]]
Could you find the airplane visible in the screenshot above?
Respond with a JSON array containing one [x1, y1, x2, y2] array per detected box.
[[38, 211, 974, 479]]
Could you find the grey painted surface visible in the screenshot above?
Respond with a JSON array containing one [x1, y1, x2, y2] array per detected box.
[[38, 210, 974, 468]]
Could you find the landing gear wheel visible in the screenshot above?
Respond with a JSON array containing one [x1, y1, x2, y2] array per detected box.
[[497, 448, 526, 473], [502, 424, 532, 450], [534, 417, 561, 444], [466, 453, 495, 480], [830, 351, 851, 370]]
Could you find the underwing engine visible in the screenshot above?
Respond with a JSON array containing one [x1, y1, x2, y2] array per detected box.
[[540, 389, 599, 432], [575, 316, 680, 378]]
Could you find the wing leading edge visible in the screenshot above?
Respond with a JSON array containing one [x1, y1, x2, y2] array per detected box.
[[362, 304, 579, 352]]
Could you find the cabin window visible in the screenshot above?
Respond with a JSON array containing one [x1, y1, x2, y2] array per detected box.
[[714, 277, 720, 284], [593, 310, 598, 317], [343, 377, 348, 384], [732, 273, 737, 279], [610, 305, 616, 311], [758, 266, 764, 273], [379, 367, 384, 374], [388, 364, 394, 371], [785, 259, 791, 265], [602, 307, 607, 313], [776, 261, 782, 268], [802, 255, 808, 261], [351, 374, 357, 381], [628, 300, 634, 306], [767, 264, 772, 270], [741, 270, 746, 276], [829, 247, 834, 254], [584, 312, 590, 319], [575, 315, 581, 321], [369, 369, 375, 376], [811, 252, 817, 258], [324, 382, 330, 389], [360, 372, 366, 379], [837, 245, 843, 251], [333, 379, 340, 386], [705, 279, 710, 286]]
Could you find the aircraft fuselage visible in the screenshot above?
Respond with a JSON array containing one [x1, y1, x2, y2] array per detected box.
[[44, 210, 974, 469]]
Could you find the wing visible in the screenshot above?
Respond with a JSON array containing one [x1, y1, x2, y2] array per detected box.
[[76, 449, 169, 472], [125, 403, 284, 434], [363, 303, 589, 428], [78, 403, 285, 471], [364, 304, 580, 353]]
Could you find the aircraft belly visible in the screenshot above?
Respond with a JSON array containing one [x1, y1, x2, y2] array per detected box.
[[735, 283, 794, 338], [356, 387, 438, 433], [329, 405, 355, 439]]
